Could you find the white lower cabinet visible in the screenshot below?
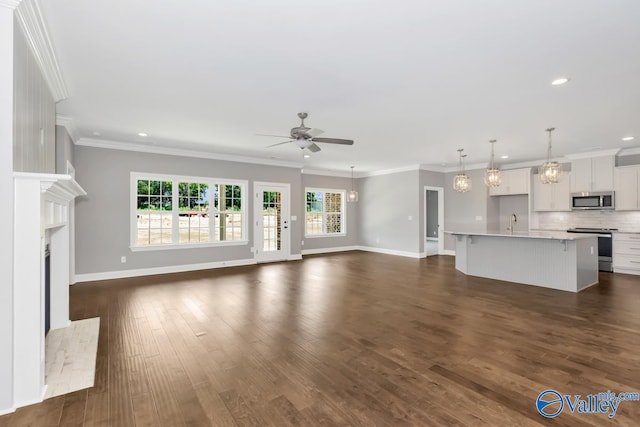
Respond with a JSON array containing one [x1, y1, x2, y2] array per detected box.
[[613, 233, 640, 275]]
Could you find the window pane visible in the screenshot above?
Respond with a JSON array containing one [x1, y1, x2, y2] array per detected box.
[[137, 196, 149, 210], [149, 229, 162, 245], [161, 181, 172, 196], [326, 213, 342, 234], [137, 230, 149, 245], [137, 180, 149, 195], [150, 180, 161, 195], [179, 182, 189, 197]]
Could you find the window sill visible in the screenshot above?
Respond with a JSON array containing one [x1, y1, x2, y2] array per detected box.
[[130, 240, 249, 252], [304, 234, 347, 239]]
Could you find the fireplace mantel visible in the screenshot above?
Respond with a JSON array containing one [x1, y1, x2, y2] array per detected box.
[[13, 172, 85, 407]]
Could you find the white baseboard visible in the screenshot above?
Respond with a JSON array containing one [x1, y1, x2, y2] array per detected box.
[[442, 249, 456, 256], [0, 406, 16, 416], [75, 258, 257, 283], [302, 246, 359, 256], [288, 254, 303, 261], [357, 246, 423, 259], [426, 237, 439, 241]]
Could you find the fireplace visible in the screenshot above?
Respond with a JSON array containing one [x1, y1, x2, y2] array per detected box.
[[12, 173, 85, 407]]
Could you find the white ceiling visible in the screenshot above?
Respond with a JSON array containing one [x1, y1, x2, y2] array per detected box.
[[41, 0, 640, 173]]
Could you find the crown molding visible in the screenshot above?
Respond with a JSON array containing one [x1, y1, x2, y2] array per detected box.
[[0, 0, 22, 9], [15, 0, 68, 102], [55, 115, 78, 142], [76, 137, 304, 169], [358, 164, 422, 178], [564, 148, 621, 160], [302, 169, 352, 178]]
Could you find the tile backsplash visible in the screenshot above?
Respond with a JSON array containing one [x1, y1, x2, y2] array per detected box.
[[535, 210, 640, 232]]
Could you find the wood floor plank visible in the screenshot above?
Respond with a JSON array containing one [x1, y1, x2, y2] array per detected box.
[[2, 253, 640, 425]]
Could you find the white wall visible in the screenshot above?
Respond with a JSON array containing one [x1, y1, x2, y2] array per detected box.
[[0, 6, 15, 414]]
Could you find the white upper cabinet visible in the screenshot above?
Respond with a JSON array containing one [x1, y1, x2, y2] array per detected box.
[[533, 173, 571, 211], [570, 156, 614, 192], [615, 166, 640, 210], [489, 168, 530, 196]]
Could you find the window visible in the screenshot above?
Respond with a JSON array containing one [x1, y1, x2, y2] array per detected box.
[[305, 188, 345, 236], [132, 173, 247, 250]]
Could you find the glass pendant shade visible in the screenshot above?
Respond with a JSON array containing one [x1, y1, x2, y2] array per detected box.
[[484, 139, 502, 187], [453, 150, 471, 193], [348, 166, 358, 202], [539, 128, 561, 184]]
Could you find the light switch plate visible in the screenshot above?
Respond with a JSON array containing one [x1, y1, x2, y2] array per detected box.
[[475, 215, 483, 221], [291, 215, 297, 221]]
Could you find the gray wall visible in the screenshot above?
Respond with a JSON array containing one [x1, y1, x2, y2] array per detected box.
[[13, 15, 55, 173], [74, 146, 303, 275], [357, 170, 421, 253], [496, 194, 529, 233], [444, 168, 490, 250], [55, 125, 74, 173], [0, 7, 14, 412], [301, 174, 358, 251]]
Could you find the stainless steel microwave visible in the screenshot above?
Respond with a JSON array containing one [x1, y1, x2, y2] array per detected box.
[[571, 191, 615, 210]]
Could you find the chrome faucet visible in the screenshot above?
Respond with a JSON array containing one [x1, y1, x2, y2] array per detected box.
[[508, 213, 517, 233]]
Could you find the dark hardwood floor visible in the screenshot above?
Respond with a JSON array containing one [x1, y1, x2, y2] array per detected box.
[[2, 252, 640, 426]]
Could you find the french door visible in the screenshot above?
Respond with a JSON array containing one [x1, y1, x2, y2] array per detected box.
[[254, 182, 290, 263]]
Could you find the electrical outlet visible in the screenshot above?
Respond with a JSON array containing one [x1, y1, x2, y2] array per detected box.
[[291, 215, 297, 221], [120, 256, 126, 263], [408, 215, 413, 221]]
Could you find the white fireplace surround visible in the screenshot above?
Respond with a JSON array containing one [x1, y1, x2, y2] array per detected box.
[[13, 172, 85, 408]]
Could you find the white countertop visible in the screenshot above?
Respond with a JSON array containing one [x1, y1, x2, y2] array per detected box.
[[445, 230, 600, 240]]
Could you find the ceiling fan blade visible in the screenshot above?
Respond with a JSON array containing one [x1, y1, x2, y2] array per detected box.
[[311, 137, 354, 145], [266, 140, 294, 148], [305, 128, 324, 138], [256, 133, 292, 138], [307, 143, 321, 153]]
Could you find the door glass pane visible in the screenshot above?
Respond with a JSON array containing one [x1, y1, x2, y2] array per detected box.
[[263, 191, 281, 252]]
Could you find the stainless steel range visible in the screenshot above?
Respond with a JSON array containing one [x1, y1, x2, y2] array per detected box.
[[566, 228, 618, 272]]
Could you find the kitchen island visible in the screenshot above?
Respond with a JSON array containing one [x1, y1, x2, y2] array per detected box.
[[447, 231, 599, 292]]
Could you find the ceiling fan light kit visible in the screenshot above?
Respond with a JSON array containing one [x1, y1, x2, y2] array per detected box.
[[261, 112, 354, 153], [539, 127, 561, 184], [484, 139, 502, 188], [454, 149, 471, 193]]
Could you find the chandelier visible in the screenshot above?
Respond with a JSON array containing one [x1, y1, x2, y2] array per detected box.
[[539, 127, 561, 184], [484, 139, 501, 187], [347, 166, 358, 202], [453, 149, 471, 193]]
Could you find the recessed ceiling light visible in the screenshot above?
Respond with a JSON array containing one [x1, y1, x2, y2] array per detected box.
[[501, 155, 509, 159], [138, 132, 148, 137], [92, 131, 101, 136], [551, 77, 570, 86], [303, 154, 311, 158], [622, 136, 635, 141]]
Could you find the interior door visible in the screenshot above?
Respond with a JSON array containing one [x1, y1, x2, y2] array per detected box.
[[254, 182, 290, 263]]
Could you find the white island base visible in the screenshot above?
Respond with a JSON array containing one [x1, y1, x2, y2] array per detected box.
[[451, 232, 599, 293]]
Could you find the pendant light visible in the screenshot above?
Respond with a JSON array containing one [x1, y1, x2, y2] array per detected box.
[[539, 127, 561, 184], [453, 149, 471, 193], [484, 139, 501, 187], [347, 166, 358, 202]]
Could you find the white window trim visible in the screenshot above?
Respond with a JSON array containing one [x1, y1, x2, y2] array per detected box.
[[304, 187, 347, 238], [130, 172, 248, 250]]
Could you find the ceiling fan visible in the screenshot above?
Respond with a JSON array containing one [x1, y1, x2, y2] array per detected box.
[[258, 112, 354, 153]]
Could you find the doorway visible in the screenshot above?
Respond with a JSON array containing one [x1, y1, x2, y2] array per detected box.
[[254, 182, 291, 263], [424, 186, 444, 256]]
